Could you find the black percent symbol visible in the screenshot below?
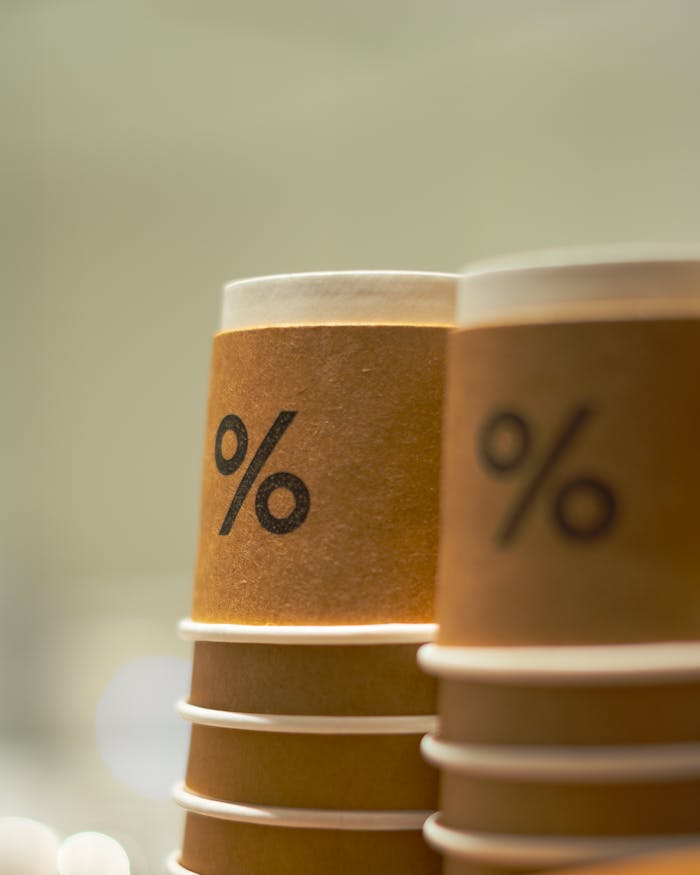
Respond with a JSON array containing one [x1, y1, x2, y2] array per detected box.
[[478, 406, 617, 546], [214, 411, 310, 536]]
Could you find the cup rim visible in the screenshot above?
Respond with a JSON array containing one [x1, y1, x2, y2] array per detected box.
[[422, 814, 700, 866], [221, 270, 456, 330], [421, 734, 700, 782], [178, 699, 436, 735], [179, 618, 436, 645], [172, 782, 432, 831], [166, 851, 195, 875], [418, 642, 700, 685]]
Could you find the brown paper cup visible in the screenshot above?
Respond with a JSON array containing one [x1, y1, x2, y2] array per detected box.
[[436, 677, 700, 746], [442, 860, 539, 875], [424, 812, 700, 875], [185, 724, 437, 809], [439, 771, 700, 836], [439, 256, 700, 645], [188, 640, 436, 715], [180, 811, 440, 875], [193, 272, 455, 625], [545, 845, 700, 874]]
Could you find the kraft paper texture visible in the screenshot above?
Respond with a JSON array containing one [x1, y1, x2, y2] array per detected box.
[[440, 772, 700, 836], [443, 861, 539, 875], [437, 678, 700, 746], [546, 846, 700, 874], [181, 812, 440, 875], [439, 320, 700, 645], [184, 725, 436, 809], [189, 641, 436, 715], [193, 325, 447, 624]]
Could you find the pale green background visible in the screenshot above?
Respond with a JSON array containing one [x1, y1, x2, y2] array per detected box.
[[2, 1, 700, 872]]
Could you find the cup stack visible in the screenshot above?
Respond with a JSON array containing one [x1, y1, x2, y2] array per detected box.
[[419, 252, 700, 875], [169, 271, 456, 875]]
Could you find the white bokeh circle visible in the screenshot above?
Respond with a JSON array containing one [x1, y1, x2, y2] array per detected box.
[[0, 817, 60, 875], [96, 655, 191, 800], [57, 832, 130, 875]]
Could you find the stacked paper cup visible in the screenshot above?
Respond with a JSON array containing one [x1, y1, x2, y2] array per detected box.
[[419, 251, 700, 875], [168, 271, 456, 875]]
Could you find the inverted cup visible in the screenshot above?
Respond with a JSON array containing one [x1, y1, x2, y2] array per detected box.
[[186, 636, 436, 715], [193, 271, 455, 625], [184, 724, 437, 809], [440, 252, 700, 645], [179, 811, 440, 875]]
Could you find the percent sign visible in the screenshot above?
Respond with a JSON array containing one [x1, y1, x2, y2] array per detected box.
[[214, 411, 310, 536], [478, 405, 617, 546]]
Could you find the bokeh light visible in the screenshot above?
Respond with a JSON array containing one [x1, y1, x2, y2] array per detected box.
[[57, 831, 130, 875], [96, 655, 191, 801], [0, 817, 61, 875]]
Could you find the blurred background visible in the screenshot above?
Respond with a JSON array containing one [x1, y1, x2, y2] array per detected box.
[[3, 1, 700, 871]]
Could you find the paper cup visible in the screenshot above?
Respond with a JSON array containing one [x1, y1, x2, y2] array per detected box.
[[441, 860, 541, 875], [186, 637, 436, 715], [184, 724, 437, 809], [544, 845, 700, 874], [179, 811, 440, 875], [439, 251, 700, 645], [433, 676, 700, 746], [193, 271, 455, 625], [424, 814, 700, 873], [422, 736, 700, 783], [438, 770, 700, 836]]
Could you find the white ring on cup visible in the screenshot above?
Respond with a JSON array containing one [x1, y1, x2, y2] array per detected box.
[[421, 735, 700, 782], [423, 815, 700, 867], [178, 699, 436, 735], [222, 271, 456, 330], [173, 782, 431, 831], [166, 852, 196, 875], [179, 618, 436, 645], [418, 641, 700, 684], [458, 246, 700, 327]]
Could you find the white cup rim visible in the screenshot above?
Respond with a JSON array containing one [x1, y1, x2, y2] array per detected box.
[[418, 642, 700, 684], [178, 699, 436, 735], [179, 618, 436, 645], [172, 782, 432, 831], [421, 734, 700, 782], [422, 815, 700, 866], [166, 852, 196, 875], [221, 270, 456, 330]]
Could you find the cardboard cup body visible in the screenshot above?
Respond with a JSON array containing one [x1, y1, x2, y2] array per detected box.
[[437, 677, 700, 746], [193, 272, 454, 625], [544, 846, 700, 875], [440, 771, 700, 836], [188, 640, 436, 715], [442, 860, 539, 875], [185, 724, 437, 809], [180, 812, 440, 875], [440, 257, 700, 644]]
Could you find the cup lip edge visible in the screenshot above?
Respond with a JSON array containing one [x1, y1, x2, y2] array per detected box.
[[179, 618, 436, 645], [418, 641, 700, 684], [420, 733, 700, 781], [177, 699, 436, 735], [172, 782, 432, 831], [422, 814, 700, 866], [223, 270, 458, 294], [461, 243, 700, 281]]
